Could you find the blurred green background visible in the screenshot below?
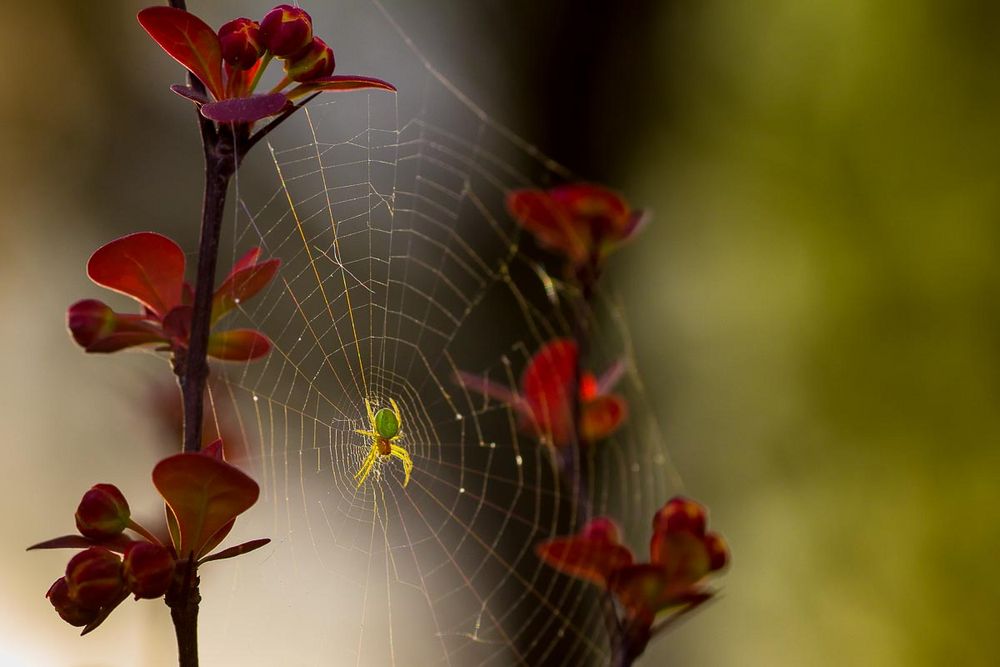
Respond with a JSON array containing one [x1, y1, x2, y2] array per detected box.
[[2, 0, 997, 665]]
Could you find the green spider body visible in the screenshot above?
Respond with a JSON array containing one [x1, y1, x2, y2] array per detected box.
[[354, 399, 412, 487], [374, 408, 400, 440]]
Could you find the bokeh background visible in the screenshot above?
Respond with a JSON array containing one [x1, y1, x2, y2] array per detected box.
[[3, 0, 998, 665]]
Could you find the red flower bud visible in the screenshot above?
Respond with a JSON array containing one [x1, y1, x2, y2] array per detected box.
[[260, 4, 313, 57], [65, 547, 126, 609], [704, 532, 729, 571], [67, 299, 116, 348], [283, 37, 335, 82], [123, 542, 175, 599], [219, 18, 264, 69], [46, 577, 99, 627], [653, 496, 706, 537], [580, 517, 621, 544], [75, 484, 130, 540]]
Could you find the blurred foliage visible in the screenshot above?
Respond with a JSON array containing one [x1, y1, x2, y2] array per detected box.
[[619, 1, 1000, 664]]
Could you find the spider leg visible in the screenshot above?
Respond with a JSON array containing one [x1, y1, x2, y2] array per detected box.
[[390, 444, 412, 487], [354, 444, 379, 488], [390, 398, 403, 432], [355, 429, 378, 438]]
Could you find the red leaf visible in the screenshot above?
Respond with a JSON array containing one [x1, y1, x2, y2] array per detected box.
[[79, 590, 130, 636], [608, 563, 713, 622], [137, 7, 225, 100], [170, 84, 210, 105], [201, 438, 225, 460], [87, 232, 185, 319], [199, 538, 270, 565], [152, 453, 260, 559], [536, 533, 633, 586], [201, 93, 290, 123], [521, 339, 578, 446], [286, 75, 397, 100], [211, 255, 280, 323], [27, 534, 136, 554], [507, 189, 589, 265], [207, 329, 271, 361]]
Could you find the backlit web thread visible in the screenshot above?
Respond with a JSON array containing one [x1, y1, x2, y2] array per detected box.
[[207, 8, 682, 665]]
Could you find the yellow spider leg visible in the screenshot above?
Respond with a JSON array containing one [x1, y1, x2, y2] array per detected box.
[[364, 398, 376, 427], [390, 398, 403, 432], [390, 444, 412, 487], [354, 444, 379, 488], [355, 429, 378, 438]]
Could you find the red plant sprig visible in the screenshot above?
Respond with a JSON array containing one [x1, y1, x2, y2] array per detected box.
[[508, 183, 649, 270], [536, 497, 729, 659], [67, 232, 278, 363], [137, 5, 396, 125], [30, 442, 268, 635], [456, 338, 627, 448]]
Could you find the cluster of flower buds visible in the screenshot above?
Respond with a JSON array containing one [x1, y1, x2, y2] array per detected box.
[[138, 5, 394, 124], [507, 183, 649, 272], [219, 5, 334, 82], [536, 497, 729, 633], [40, 484, 175, 630], [456, 338, 627, 448], [31, 444, 268, 634]]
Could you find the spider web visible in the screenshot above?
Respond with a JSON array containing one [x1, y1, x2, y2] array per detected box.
[[203, 2, 682, 664]]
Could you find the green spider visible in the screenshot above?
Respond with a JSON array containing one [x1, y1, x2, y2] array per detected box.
[[353, 398, 412, 488]]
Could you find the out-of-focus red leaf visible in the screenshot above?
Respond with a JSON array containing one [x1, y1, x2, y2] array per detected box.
[[137, 7, 225, 100], [199, 537, 270, 565], [207, 329, 271, 361], [286, 75, 397, 101], [152, 453, 259, 558], [647, 530, 712, 589], [507, 189, 588, 264], [521, 339, 577, 445], [87, 232, 185, 318], [211, 255, 280, 323], [607, 563, 712, 623], [581, 394, 627, 442], [200, 94, 289, 123], [27, 534, 135, 554], [535, 534, 633, 586]]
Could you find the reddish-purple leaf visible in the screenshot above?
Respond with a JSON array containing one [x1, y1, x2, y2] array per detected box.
[[200, 94, 290, 123], [521, 339, 578, 446], [79, 591, 130, 636], [201, 438, 225, 460], [207, 329, 271, 361], [27, 534, 136, 554], [194, 518, 236, 560], [152, 453, 260, 558], [87, 232, 186, 318], [199, 538, 271, 565], [286, 75, 397, 100], [536, 534, 634, 586], [211, 256, 280, 323], [161, 305, 193, 344], [137, 7, 225, 100], [170, 83, 210, 105], [507, 189, 588, 265]]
